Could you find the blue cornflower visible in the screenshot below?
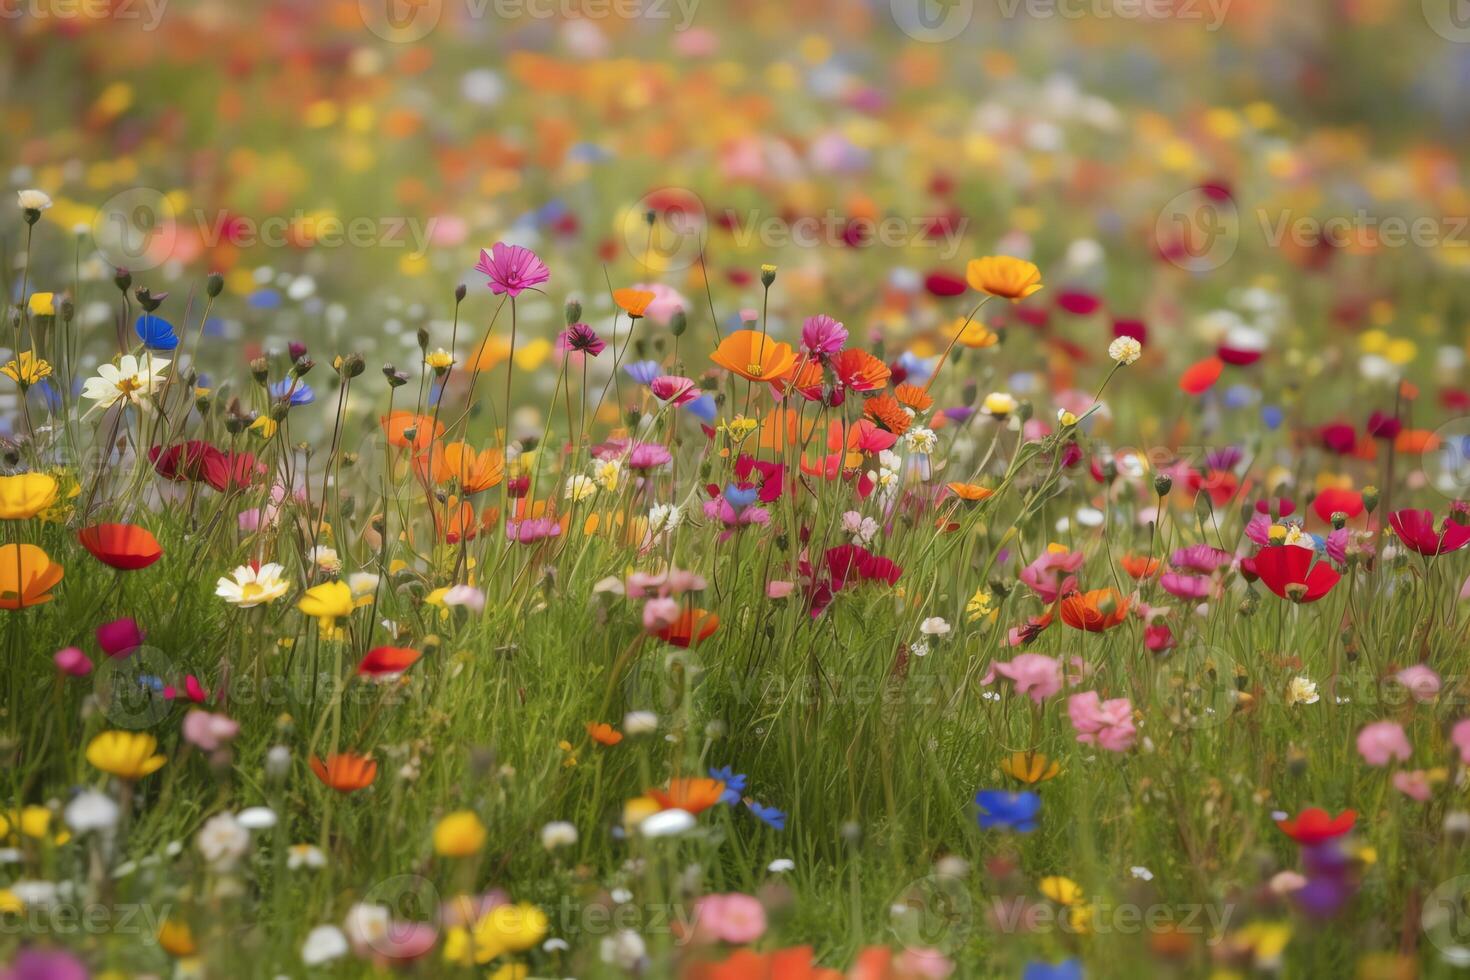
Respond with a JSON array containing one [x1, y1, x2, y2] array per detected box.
[[135, 314, 179, 351], [624, 360, 660, 384], [974, 789, 1041, 833], [686, 393, 717, 423], [746, 800, 786, 830], [269, 379, 315, 405], [1262, 405, 1284, 430], [723, 484, 760, 510], [1023, 960, 1083, 980], [709, 766, 747, 805], [248, 288, 282, 310]]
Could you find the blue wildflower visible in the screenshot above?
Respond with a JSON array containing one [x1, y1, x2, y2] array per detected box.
[[686, 393, 717, 423], [135, 314, 179, 351], [974, 789, 1041, 833], [746, 800, 786, 830], [1262, 405, 1284, 430], [269, 380, 315, 406], [1023, 960, 1083, 980], [625, 360, 660, 385], [723, 484, 760, 510], [709, 766, 747, 805]]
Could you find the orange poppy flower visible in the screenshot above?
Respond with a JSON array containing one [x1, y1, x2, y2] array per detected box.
[[945, 482, 994, 502], [893, 383, 933, 413], [831, 348, 890, 392], [1395, 429, 1440, 454], [586, 722, 623, 746], [649, 777, 725, 814], [966, 256, 1044, 301], [1179, 357, 1224, 395], [999, 750, 1062, 784], [775, 358, 824, 399], [656, 608, 719, 647], [612, 288, 656, 318], [310, 752, 378, 793], [77, 523, 162, 571], [422, 442, 505, 493], [1059, 588, 1130, 632], [357, 646, 421, 677], [863, 394, 912, 435], [684, 946, 842, 980], [0, 543, 64, 610], [1119, 554, 1161, 579], [441, 497, 494, 544], [710, 330, 796, 383], [380, 411, 445, 451]]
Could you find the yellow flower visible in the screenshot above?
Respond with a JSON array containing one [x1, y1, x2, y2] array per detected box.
[[297, 581, 354, 623], [27, 292, 55, 316], [86, 731, 167, 781], [1, 351, 52, 387], [250, 415, 278, 440], [966, 256, 1043, 302], [944, 316, 999, 349], [424, 348, 455, 371], [1233, 920, 1292, 968], [443, 902, 547, 965], [433, 810, 487, 858], [0, 473, 59, 519], [1038, 875, 1085, 907], [17, 805, 68, 844], [622, 795, 660, 828], [999, 751, 1062, 784], [157, 919, 198, 957], [0, 889, 21, 914]]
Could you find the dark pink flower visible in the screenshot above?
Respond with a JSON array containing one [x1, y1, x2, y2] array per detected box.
[[800, 314, 847, 356], [96, 617, 144, 658], [556, 322, 605, 357], [54, 647, 93, 677], [650, 375, 699, 405], [474, 242, 549, 297]]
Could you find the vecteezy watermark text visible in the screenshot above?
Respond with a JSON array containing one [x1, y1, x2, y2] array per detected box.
[[0, 0, 167, 29]]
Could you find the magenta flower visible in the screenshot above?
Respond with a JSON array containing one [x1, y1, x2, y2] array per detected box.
[[982, 653, 1062, 703], [628, 442, 672, 470], [800, 314, 848, 356], [506, 517, 562, 543], [1169, 544, 1232, 573], [97, 617, 144, 658], [1160, 571, 1210, 601], [1356, 720, 1411, 766], [556, 322, 605, 357], [1067, 691, 1137, 752], [474, 242, 549, 297], [54, 647, 93, 677], [650, 375, 699, 405]]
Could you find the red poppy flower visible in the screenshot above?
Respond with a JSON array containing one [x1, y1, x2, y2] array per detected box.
[[1119, 554, 1161, 579], [357, 646, 421, 677], [1276, 807, 1355, 844], [1388, 508, 1470, 557], [683, 946, 842, 980], [77, 523, 163, 570], [656, 608, 719, 647], [1319, 423, 1357, 455], [923, 270, 967, 297], [1312, 487, 1363, 524], [1251, 545, 1340, 603], [1179, 357, 1223, 395]]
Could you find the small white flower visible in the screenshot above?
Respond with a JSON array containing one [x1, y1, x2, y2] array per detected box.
[[80, 353, 170, 410], [196, 812, 251, 870], [610, 887, 633, 904], [17, 189, 52, 212], [919, 617, 950, 637], [910, 639, 930, 658], [767, 858, 795, 873], [215, 563, 290, 608], [878, 449, 902, 471], [1130, 865, 1154, 881], [347, 572, 380, 597], [288, 844, 326, 870], [443, 584, 485, 612], [622, 710, 658, 735], [1108, 336, 1142, 365], [544, 938, 571, 953], [648, 503, 683, 534], [903, 426, 937, 455], [9, 880, 58, 907], [301, 924, 349, 965], [237, 806, 278, 831], [600, 929, 647, 970], [308, 546, 342, 574], [638, 808, 695, 838], [64, 790, 120, 834], [565, 473, 598, 501], [540, 821, 578, 850], [1286, 676, 1319, 706]]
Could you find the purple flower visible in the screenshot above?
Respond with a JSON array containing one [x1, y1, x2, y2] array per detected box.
[[556, 323, 605, 357], [474, 242, 549, 297], [2, 947, 90, 980], [800, 314, 847, 356]]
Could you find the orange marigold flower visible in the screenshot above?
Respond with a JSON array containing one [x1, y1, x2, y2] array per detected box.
[[380, 411, 445, 451], [710, 330, 796, 383], [612, 288, 656, 318], [893, 382, 934, 413], [966, 256, 1043, 301], [1059, 588, 1130, 632], [1118, 554, 1162, 579], [0, 543, 64, 610], [864, 394, 912, 435], [310, 752, 378, 793], [586, 722, 623, 746], [649, 777, 725, 814]]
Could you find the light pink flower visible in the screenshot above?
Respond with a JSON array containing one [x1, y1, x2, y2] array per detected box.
[[1393, 769, 1435, 802], [982, 654, 1063, 703], [1067, 691, 1137, 752], [1452, 718, 1470, 765], [182, 709, 240, 752], [693, 893, 767, 945], [642, 597, 680, 632], [1356, 720, 1411, 766], [1395, 664, 1441, 704], [54, 647, 93, 677], [1019, 550, 1084, 604]]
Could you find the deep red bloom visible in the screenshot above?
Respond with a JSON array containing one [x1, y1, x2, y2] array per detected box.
[[148, 442, 261, 493], [923, 270, 967, 297], [96, 617, 145, 658], [1276, 807, 1356, 844], [1365, 411, 1402, 440], [1319, 423, 1357, 455], [1389, 508, 1470, 556], [78, 523, 163, 570], [1252, 545, 1340, 602], [358, 646, 422, 676]]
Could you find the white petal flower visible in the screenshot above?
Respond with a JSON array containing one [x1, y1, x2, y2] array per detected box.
[[301, 924, 349, 965]]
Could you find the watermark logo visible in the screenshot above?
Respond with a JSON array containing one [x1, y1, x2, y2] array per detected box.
[[1152, 643, 1237, 730], [93, 187, 177, 272], [1156, 188, 1239, 272], [891, 0, 973, 41], [623, 187, 708, 273], [359, 0, 443, 42], [1424, 875, 1470, 964], [1424, 0, 1470, 43], [94, 645, 177, 729], [889, 874, 972, 953], [1420, 416, 1470, 502]]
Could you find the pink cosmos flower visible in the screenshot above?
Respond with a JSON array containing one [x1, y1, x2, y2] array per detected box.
[[1170, 544, 1233, 573], [693, 893, 768, 945], [54, 647, 93, 677], [1356, 720, 1411, 766], [1244, 512, 1272, 547], [1395, 664, 1441, 703], [982, 654, 1062, 703], [800, 314, 848, 356], [642, 597, 681, 632], [650, 375, 699, 405], [474, 242, 549, 297], [505, 517, 561, 543], [1067, 691, 1137, 752], [1019, 550, 1084, 604], [628, 443, 672, 470], [182, 709, 241, 752], [1160, 571, 1210, 600]]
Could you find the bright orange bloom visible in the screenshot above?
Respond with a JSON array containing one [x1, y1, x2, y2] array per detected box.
[[775, 358, 824, 399], [77, 523, 162, 570], [1179, 357, 1224, 395], [893, 383, 933, 413], [310, 752, 378, 793], [649, 777, 725, 814], [1396, 429, 1440, 454], [612, 288, 656, 318], [863, 394, 912, 435], [710, 330, 796, 383], [945, 482, 994, 502], [1119, 554, 1162, 579], [1059, 588, 1130, 632], [380, 411, 445, 451], [684, 946, 841, 980], [966, 256, 1043, 301], [422, 442, 505, 493], [0, 544, 64, 610], [831, 348, 890, 392], [656, 608, 719, 647], [357, 646, 421, 676], [586, 722, 623, 746], [999, 750, 1062, 784]]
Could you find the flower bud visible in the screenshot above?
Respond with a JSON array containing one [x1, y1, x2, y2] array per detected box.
[[454, 283, 467, 303], [1154, 474, 1173, 496], [249, 357, 270, 386], [760, 264, 777, 287], [565, 299, 582, 325], [1361, 486, 1379, 513], [670, 309, 687, 337], [206, 271, 224, 298], [113, 268, 132, 293]]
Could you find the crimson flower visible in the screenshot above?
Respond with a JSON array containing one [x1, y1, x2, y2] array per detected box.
[[1276, 807, 1356, 844], [1388, 508, 1470, 557], [1251, 545, 1340, 603]]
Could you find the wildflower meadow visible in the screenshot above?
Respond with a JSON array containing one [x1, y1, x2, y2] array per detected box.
[[5, 2, 1470, 977]]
